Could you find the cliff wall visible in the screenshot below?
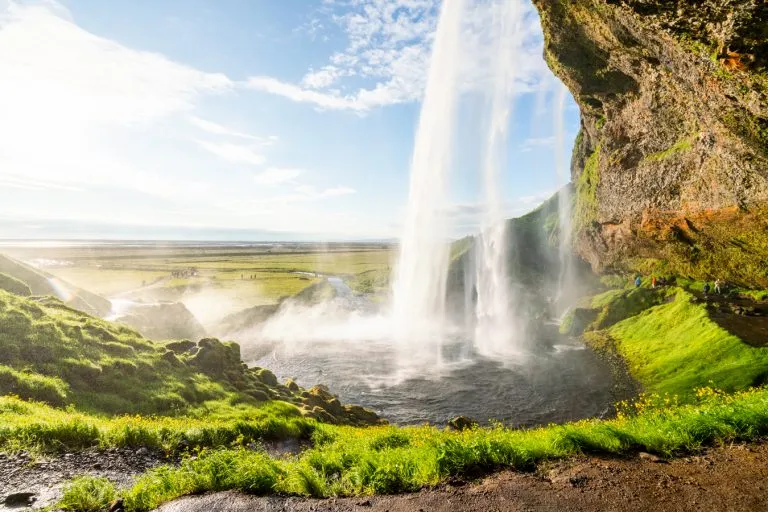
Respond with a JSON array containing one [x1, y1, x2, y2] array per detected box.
[[533, 0, 768, 286]]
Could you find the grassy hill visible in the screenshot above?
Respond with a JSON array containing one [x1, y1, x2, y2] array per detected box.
[[0, 254, 111, 316]]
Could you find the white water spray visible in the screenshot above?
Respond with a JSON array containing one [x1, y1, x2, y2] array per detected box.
[[554, 83, 573, 312], [391, 0, 467, 355], [474, 0, 526, 356]]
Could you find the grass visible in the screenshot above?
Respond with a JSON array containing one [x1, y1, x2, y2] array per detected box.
[[43, 249, 394, 316], [608, 290, 768, 398], [48, 386, 768, 511], [59, 476, 118, 512], [0, 288, 240, 415], [0, 395, 317, 455]]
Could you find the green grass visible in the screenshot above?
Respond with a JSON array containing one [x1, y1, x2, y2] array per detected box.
[[44, 386, 768, 511], [0, 288, 239, 415], [59, 476, 118, 512], [0, 395, 317, 455], [608, 290, 768, 398]]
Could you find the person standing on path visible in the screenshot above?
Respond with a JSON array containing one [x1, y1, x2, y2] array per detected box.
[[714, 279, 722, 294], [635, 275, 642, 288], [652, 276, 657, 289]]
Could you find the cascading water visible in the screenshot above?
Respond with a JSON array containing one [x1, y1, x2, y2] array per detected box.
[[473, 0, 526, 356], [554, 83, 573, 313], [393, 0, 530, 358], [391, 0, 467, 359]]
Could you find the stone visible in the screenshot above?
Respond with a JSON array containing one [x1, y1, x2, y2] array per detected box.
[[639, 452, 666, 463], [3, 492, 37, 507], [447, 416, 478, 431], [285, 378, 301, 393], [109, 498, 125, 512]]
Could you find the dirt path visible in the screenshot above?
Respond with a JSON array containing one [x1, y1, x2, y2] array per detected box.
[[158, 442, 768, 512]]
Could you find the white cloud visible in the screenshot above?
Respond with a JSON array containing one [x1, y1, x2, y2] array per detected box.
[[246, 0, 551, 112], [196, 141, 267, 165], [188, 116, 277, 144], [254, 167, 304, 185]]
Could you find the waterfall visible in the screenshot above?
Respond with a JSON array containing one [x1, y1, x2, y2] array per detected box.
[[391, 0, 467, 358], [392, 0, 530, 359], [554, 83, 573, 313], [473, 0, 526, 356]]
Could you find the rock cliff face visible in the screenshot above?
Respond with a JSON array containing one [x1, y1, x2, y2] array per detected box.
[[533, 0, 768, 286]]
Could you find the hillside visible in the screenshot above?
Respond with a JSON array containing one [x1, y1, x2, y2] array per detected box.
[[533, 0, 768, 287], [0, 288, 381, 426], [0, 254, 112, 316]]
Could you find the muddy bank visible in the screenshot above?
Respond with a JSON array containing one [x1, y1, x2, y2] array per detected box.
[[158, 441, 768, 512]]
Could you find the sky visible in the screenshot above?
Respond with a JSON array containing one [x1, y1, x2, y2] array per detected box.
[[0, 0, 580, 241]]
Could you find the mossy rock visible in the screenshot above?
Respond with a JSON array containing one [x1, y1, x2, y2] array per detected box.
[[254, 368, 279, 387], [285, 378, 301, 393]]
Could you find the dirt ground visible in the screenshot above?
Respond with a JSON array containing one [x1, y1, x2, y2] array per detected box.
[[158, 442, 768, 512]]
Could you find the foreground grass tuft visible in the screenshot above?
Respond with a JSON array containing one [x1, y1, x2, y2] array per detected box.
[[59, 476, 117, 512]]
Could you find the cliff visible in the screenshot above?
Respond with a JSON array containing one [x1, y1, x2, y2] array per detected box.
[[533, 0, 768, 286]]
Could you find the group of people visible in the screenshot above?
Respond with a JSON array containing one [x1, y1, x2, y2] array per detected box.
[[634, 275, 669, 288]]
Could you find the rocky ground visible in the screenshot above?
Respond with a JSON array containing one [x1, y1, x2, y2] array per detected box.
[[0, 448, 166, 510], [158, 442, 768, 512], [698, 293, 768, 348]]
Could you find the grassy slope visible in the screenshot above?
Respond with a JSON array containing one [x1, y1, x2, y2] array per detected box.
[[608, 290, 768, 398], [0, 289, 234, 414]]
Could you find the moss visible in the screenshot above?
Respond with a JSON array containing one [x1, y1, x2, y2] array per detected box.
[[574, 144, 601, 230], [642, 136, 695, 162]]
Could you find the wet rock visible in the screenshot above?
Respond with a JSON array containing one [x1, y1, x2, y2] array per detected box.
[[3, 492, 37, 507], [448, 416, 479, 431]]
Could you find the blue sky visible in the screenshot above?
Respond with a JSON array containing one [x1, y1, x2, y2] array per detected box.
[[0, 0, 579, 241]]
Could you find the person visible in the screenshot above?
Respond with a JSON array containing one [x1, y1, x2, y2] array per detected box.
[[714, 279, 722, 294], [703, 282, 711, 295], [634, 275, 642, 288], [652, 276, 657, 289]]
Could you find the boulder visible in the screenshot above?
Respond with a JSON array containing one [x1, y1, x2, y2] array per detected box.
[[447, 416, 478, 431]]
